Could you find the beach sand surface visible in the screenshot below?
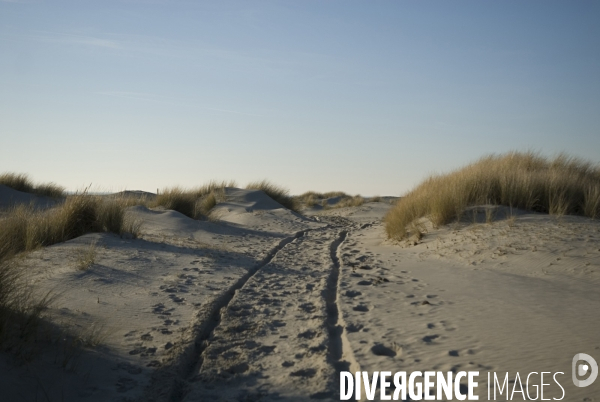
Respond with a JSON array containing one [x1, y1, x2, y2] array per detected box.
[[0, 190, 599, 401]]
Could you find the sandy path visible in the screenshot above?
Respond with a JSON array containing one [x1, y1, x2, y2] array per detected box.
[[177, 219, 358, 401]]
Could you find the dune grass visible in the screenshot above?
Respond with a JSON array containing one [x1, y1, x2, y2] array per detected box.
[[0, 271, 46, 353], [0, 173, 65, 198], [0, 192, 141, 350], [245, 180, 299, 212], [335, 195, 365, 208], [152, 181, 235, 219], [385, 151, 600, 240], [0, 253, 54, 353], [75, 240, 98, 271], [0, 189, 144, 355], [0, 193, 140, 263], [0, 253, 105, 358], [294, 191, 370, 209], [295, 191, 344, 207]]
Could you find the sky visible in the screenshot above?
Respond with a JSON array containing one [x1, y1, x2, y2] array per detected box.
[[1, 1, 599, 196]]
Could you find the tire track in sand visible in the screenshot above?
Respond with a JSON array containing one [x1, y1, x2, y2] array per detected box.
[[139, 229, 309, 402], [142, 222, 363, 401], [325, 229, 361, 376], [183, 223, 361, 401]]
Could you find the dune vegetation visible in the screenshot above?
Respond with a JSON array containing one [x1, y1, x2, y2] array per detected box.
[[152, 180, 236, 219], [0, 190, 144, 349], [385, 151, 600, 240], [0, 193, 140, 263], [0, 256, 54, 352], [295, 191, 347, 207], [245, 180, 299, 212], [0, 173, 65, 199], [294, 191, 386, 209]]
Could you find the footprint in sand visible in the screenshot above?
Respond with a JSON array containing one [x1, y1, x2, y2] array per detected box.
[[298, 330, 318, 339], [371, 343, 399, 357], [299, 302, 316, 313], [346, 323, 364, 332], [353, 304, 370, 312], [169, 294, 186, 303], [440, 320, 457, 331], [422, 334, 440, 343]]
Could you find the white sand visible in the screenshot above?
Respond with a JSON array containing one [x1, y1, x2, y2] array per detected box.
[[1, 190, 599, 401], [0, 184, 58, 212]]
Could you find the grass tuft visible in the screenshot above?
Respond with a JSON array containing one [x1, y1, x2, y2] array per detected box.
[[0, 258, 53, 352], [75, 240, 97, 270], [245, 180, 299, 212], [295, 191, 366, 210], [153, 181, 234, 219], [385, 151, 600, 240], [0, 192, 138, 262], [0, 173, 65, 198]]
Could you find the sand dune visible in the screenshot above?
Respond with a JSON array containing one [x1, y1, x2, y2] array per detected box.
[[0, 189, 599, 401], [0, 184, 59, 212]]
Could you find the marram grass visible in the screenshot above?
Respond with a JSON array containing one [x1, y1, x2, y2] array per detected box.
[[385, 152, 600, 240]]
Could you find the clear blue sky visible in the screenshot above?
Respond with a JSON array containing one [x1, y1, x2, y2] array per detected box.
[[1, 1, 599, 195]]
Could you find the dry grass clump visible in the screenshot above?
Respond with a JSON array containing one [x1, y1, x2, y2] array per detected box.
[[336, 195, 365, 208], [152, 181, 234, 219], [75, 240, 98, 271], [153, 187, 198, 218], [295, 191, 367, 209], [0, 255, 104, 360], [0, 192, 140, 348], [0, 173, 65, 198], [245, 180, 299, 212], [295, 191, 346, 207], [197, 191, 219, 216], [0, 193, 140, 262], [295, 192, 318, 208], [0, 258, 52, 351], [385, 151, 600, 240], [0, 258, 26, 341]]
